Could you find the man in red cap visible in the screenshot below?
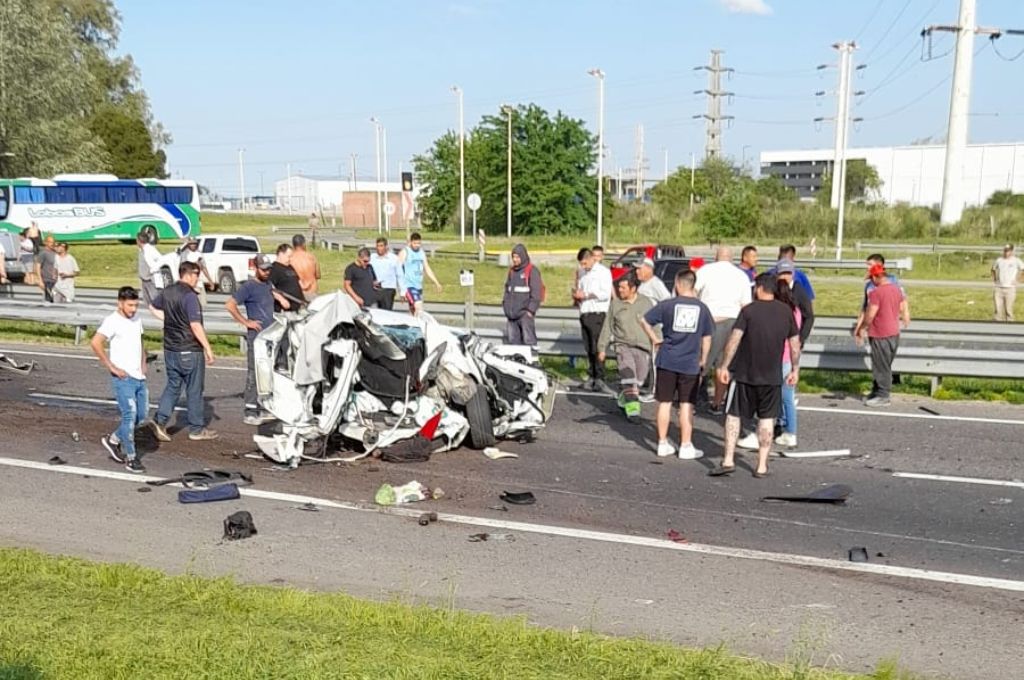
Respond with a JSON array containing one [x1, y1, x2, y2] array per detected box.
[[856, 262, 910, 407]]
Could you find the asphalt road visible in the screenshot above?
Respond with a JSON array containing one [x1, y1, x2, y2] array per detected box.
[[0, 342, 1022, 679]]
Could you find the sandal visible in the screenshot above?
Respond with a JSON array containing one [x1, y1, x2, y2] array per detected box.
[[753, 469, 770, 478], [708, 465, 736, 477]]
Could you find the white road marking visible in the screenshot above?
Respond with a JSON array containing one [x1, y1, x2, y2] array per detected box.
[[0, 455, 1022, 594], [778, 449, 852, 458], [0, 348, 245, 371], [29, 392, 184, 412], [893, 472, 1024, 489], [799, 405, 1024, 426]]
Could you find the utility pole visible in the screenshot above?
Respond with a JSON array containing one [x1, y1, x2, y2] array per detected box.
[[349, 154, 358, 191], [382, 125, 390, 233], [693, 50, 733, 159], [689, 152, 696, 212], [370, 117, 382, 233], [502, 104, 514, 239], [286, 162, 292, 214], [237, 148, 246, 212], [634, 124, 646, 201], [662, 147, 669, 184], [588, 68, 605, 247], [451, 86, 466, 243]]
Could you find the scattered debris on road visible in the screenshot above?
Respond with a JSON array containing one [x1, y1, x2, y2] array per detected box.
[[990, 498, 1013, 505], [178, 483, 241, 503], [762, 484, 852, 504], [71, 431, 80, 442], [777, 449, 852, 458], [148, 470, 253, 488], [47, 456, 66, 465], [468, 532, 514, 542], [483, 447, 518, 460], [0, 352, 36, 375], [499, 490, 535, 505], [666, 529, 688, 544], [296, 502, 319, 512], [848, 547, 869, 563], [919, 406, 941, 416], [487, 505, 509, 512], [375, 480, 443, 506], [223, 511, 257, 540], [136, 487, 152, 493]]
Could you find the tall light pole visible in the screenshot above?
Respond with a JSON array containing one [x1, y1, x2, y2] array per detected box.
[[662, 147, 669, 183], [741, 144, 751, 170], [588, 68, 605, 247], [502, 104, 514, 238], [370, 117, 382, 233], [382, 124, 390, 233], [451, 85, 466, 243], [237, 148, 246, 212]]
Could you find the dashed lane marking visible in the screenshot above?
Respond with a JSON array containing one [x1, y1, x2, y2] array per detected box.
[[893, 472, 1024, 489]]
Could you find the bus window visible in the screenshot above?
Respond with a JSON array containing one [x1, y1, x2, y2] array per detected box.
[[108, 186, 140, 203], [139, 186, 167, 203], [166, 187, 193, 203], [0, 187, 7, 220], [14, 187, 44, 203], [76, 186, 107, 202], [44, 186, 77, 203]]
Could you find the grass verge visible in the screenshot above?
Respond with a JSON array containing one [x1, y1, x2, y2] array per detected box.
[[0, 547, 911, 680]]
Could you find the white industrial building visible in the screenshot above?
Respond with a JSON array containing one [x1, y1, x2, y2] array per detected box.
[[272, 174, 403, 213], [760, 142, 1024, 208]]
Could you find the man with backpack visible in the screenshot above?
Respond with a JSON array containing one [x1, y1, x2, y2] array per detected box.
[[502, 244, 544, 345]]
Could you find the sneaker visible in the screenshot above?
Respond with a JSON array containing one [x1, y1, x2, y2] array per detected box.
[[864, 396, 891, 408], [616, 392, 627, 408], [656, 440, 676, 458], [638, 392, 656, 404], [624, 401, 642, 419], [125, 457, 146, 473], [736, 432, 760, 450], [775, 432, 798, 448], [188, 428, 220, 441], [149, 421, 172, 442], [101, 435, 124, 464], [243, 414, 262, 426], [677, 443, 704, 460]]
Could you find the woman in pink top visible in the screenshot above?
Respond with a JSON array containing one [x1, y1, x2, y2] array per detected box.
[[775, 277, 802, 448]]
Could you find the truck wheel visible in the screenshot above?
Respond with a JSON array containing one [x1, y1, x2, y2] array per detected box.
[[140, 225, 158, 245], [218, 269, 236, 294], [464, 385, 496, 450]]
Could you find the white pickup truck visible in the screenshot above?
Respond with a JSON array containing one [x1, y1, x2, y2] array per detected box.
[[155, 234, 270, 294]]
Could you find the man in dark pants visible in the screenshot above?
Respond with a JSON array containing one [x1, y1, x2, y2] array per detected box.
[[148, 261, 218, 441], [370, 237, 401, 310], [572, 247, 612, 391], [225, 255, 286, 425], [344, 247, 378, 309], [38, 236, 57, 302], [857, 263, 910, 407], [502, 243, 543, 346]]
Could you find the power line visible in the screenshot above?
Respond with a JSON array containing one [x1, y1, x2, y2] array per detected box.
[[990, 35, 1024, 61], [866, 0, 944, 65], [854, 0, 887, 42], [730, 68, 819, 78], [862, 0, 914, 62]]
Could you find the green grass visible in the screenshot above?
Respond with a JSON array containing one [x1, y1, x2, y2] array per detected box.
[[0, 547, 913, 680], [0, 320, 243, 357], [798, 369, 1024, 404]]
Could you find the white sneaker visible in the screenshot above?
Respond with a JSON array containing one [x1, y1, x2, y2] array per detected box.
[[656, 440, 676, 457], [775, 432, 797, 448], [678, 443, 704, 460], [736, 432, 760, 450]]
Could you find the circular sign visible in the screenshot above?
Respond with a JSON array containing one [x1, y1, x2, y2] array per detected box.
[[467, 193, 481, 211], [383, 203, 396, 216]]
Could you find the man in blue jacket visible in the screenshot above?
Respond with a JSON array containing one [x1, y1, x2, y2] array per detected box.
[[502, 243, 544, 345]]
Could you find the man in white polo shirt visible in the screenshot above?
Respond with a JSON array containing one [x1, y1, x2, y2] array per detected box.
[[695, 245, 752, 414], [90, 286, 148, 473]]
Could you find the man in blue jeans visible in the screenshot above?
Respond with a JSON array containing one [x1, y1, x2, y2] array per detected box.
[[149, 261, 218, 441], [91, 286, 149, 472]]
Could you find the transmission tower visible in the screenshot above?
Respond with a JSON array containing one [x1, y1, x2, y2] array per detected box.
[[693, 49, 734, 159]]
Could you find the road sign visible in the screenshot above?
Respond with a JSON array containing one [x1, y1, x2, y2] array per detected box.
[[459, 269, 475, 287], [467, 193, 481, 211], [383, 203, 396, 216]]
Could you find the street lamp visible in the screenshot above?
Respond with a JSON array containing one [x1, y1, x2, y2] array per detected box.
[[382, 124, 390, 233], [237, 148, 246, 212], [741, 144, 751, 171], [451, 85, 466, 243], [370, 117, 383, 234], [502, 104, 514, 239], [587, 68, 605, 247]]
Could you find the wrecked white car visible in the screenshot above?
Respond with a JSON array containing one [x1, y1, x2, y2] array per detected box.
[[251, 292, 554, 467]]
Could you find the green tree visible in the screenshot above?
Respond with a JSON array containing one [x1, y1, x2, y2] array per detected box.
[[651, 156, 742, 217], [697, 183, 761, 242], [754, 175, 797, 205], [818, 159, 882, 204], [414, 104, 602, 236], [88, 104, 167, 178]]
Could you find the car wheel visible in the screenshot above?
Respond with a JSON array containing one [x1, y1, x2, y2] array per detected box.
[[140, 225, 158, 245], [464, 384, 496, 449], [218, 269, 236, 294]]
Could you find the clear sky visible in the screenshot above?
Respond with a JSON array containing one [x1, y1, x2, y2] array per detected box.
[[117, 0, 1024, 197]]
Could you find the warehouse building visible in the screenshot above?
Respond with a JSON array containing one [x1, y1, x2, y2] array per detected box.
[[760, 142, 1024, 207], [272, 175, 409, 228]]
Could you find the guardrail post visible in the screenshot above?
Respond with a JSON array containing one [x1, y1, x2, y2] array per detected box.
[[74, 325, 84, 345], [930, 375, 942, 396]]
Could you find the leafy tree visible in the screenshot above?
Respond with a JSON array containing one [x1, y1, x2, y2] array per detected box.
[[818, 159, 882, 204], [987, 191, 1024, 209], [754, 175, 797, 205], [697, 183, 760, 242], [88, 104, 167, 178], [414, 104, 602, 236]]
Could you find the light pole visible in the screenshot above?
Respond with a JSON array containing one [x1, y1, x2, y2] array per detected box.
[[741, 144, 751, 171], [237, 148, 246, 212], [370, 117, 382, 233], [587, 68, 605, 247], [382, 124, 390, 233], [502, 104, 514, 239], [662, 147, 669, 183], [451, 85, 466, 243]]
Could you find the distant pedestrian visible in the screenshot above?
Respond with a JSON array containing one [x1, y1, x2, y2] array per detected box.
[[90, 286, 148, 473], [502, 244, 543, 346], [853, 254, 905, 340], [19, 230, 36, 286], [641, 269, 714, 459], [398, 232, 442, 316], [225, 254, 286, 425], [344, 247, 377, 309], [599, 272, 655, 419], [773, 274, 803, 449], [149, 261, 218, 442], [269, 243, 305, 311], [290, 234, 321, 301], [777, 243, 815, 337], [52, 242, 79, 303], [573, 247, 613, 391], [308, 212, 320, 247], [26, 221, 41, 285], [0, 256, 7, 285], [856, 263, 910, 407], [739, 245, 758, 282], [591, 245, 605, 266], [636, 257, 671, 303], [712, 273, 801, 478], [179, 237, 212, 307], [136, 231, 162, 305], [991, 244, 1023, 322], [695, 246, 752, 414], [38, 236, 57, 302], [370, 237, 401, 310]]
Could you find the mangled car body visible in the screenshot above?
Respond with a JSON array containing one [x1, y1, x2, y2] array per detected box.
[[251, 292, 553, 466]]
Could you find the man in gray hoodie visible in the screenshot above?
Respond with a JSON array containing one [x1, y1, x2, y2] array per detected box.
[[502, 244, 544, 345]]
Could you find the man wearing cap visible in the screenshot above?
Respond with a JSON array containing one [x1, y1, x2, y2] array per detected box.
[[991, 244, 1024, 322], [856, 262, 910, 407], [225, 254, 287, 425], [180, 237, 212, 307], [853, 254, 905, 340], [695, 246, 752, 414], [637, 257, 671, 303]]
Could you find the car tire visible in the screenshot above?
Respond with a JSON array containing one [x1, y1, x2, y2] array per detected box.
[[218, 269, 236, 294], [464, 384, 496, 449], [140, 225, 158, 245]]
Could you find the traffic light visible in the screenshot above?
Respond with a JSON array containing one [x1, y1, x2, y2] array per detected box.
[[401, 172, 413, 192]]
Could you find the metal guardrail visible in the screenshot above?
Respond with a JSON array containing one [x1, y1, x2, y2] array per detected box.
[[855, 241, 1006, 255], [2, 290, 1023, 388]]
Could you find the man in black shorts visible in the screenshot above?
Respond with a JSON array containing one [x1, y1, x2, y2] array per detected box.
[[712, 272, 800, 478], [641, 269, 714, 460]]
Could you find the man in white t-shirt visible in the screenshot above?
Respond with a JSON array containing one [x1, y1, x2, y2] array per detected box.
[[53, 242, 80, 303], [90, 286, 148, 473], [695, 246, 752, 412], [992, 244, 1024, 322]]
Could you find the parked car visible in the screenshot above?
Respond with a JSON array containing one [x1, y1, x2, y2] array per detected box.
[[0, 232, 29, 282], [155, 234, 268, 293], [609, 244, 687, 281]]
